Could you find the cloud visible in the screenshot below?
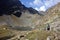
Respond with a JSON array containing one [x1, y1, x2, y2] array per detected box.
[[33, 0, 40, 5], [29, 0, 60, 11], [44, 0, 53, 7], [35, 7, 39, 11], [39, 6, 46, 11], [35, 6, 46, 11], [29, 0, 43, 6], [44, 0, 60, 8]]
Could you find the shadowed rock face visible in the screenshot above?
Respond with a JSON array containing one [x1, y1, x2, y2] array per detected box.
[[0, 0, 40, 17], [0, 0, 22, 17]]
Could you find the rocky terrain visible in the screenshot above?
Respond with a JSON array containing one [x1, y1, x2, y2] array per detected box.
[[0, 0, 60, 40]]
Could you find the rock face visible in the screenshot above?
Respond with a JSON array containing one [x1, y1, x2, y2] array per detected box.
[[0, 0, 22, 17], [0, 0, 39, 17]]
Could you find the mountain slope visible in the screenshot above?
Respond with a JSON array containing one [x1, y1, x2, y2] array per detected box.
[[0, 0, 39, 16], [45, 3, 60, 31], [0, 0, 42, 39], [24, 3, 60, 40], [0, 0, 60, 40]]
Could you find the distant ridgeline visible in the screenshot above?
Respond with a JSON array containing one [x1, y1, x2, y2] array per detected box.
[[0, 0, 22, 17]]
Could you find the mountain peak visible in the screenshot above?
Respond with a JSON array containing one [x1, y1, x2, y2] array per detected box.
[[0, 0, 39, 17]]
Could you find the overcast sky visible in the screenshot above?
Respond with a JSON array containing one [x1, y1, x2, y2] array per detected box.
[[20, 0, 60, 11]]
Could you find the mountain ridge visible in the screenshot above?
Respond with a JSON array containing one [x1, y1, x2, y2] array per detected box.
[[0, 0, 40, 17]]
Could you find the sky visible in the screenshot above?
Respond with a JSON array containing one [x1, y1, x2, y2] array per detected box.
[[20, 0, 60, 11]]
